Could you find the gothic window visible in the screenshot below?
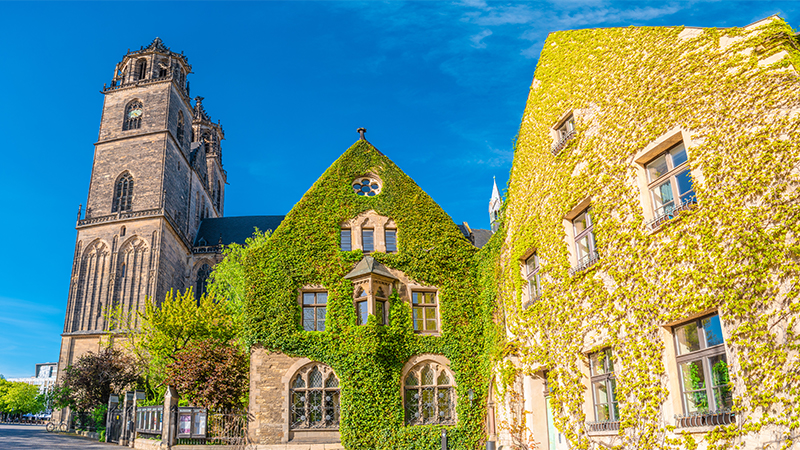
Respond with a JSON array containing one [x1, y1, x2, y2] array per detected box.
[[112, 172, 134, 213], [134, 59, 147, 81], [177, 112, 185, 146], [215, 181, 221, 211], [157, 61, 168, 78], [195, 264, 211, 301], [404, 361, 456, 425], [289, 363, 340, 430], [120, 226, 126, 237], [123, 100, 143, 130]]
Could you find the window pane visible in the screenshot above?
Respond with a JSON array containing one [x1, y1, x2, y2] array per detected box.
[[651, 180, 674, 215], [357, 301, 368, 325], [308, 391, 323, 424], [680, 360, 709, 413], [316, 307, 326, 331], [316, 292, 327, 304], [702, 315, 724, 347], [421, 387, 435, 422], [424, 307, 437, 331], [670, 142, 688, 168], [303, 293, 315, 305], [576, 234, 592, 260], [590, 349, 612, 375], [646, 154, 669, 182], [412, 292, 419, 305], [385, 229, 397, 253], [573, 210, 591, 235], [526, 254, 539, 275], [709, 354, 732, 409], [594, 381, 609, 405], [609, 378, 618, 419], [362, 229, 374, 252], [291, 392, 306, 426], [674, 169, 695, 204], [424, 293, 435, 305], [340, 230, 351, 251], [675, 322, 701, 355], [303, 307, 315, 331], [437, 387, 453, 422], [376, 301, 385, 325], [405, 388, 419, 424], [325, 391, 340, 425], [413, 307, 422, 331]]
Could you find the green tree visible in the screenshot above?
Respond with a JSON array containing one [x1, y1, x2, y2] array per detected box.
[[207, 228, 271, 325], [3, 382, 44, 415], [0, 378, 11, 414], [111, 289, 239, 400]]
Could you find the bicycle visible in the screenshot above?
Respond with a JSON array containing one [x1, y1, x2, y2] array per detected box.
[[45, 421, 68, 432]]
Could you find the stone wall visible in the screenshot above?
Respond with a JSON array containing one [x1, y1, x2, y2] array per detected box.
[[248, 347, 300, 445]]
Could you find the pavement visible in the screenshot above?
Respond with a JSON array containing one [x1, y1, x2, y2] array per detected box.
[[0, 424, 118, 450]]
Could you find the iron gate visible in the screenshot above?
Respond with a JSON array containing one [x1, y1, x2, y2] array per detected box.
[[106, 405, 123, 443]]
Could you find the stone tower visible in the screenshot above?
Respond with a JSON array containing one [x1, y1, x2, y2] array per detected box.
[[57, 38, 226, 383]]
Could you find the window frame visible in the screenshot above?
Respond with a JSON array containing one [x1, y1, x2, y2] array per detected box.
[[385, 228, 397, 253], [361, 228, 374, 253], [340, 229, 352, 251], [411, 291, 439, 334], [588, 348, 619, 426], [112, 172, 134, 213], [287, 363, 340, 431], [300, 291, 328, 332], [644, 141, 696, 227], [402, 358, 456, 426], [523, 252, 541, 304], [551, 111, 577, 155], [672, 314, 733, 419], [570, 207, 599, 274], [123, 100, 143, 131]]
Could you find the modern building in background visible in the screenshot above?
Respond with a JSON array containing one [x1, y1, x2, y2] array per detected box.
[[7, 363, 58, 395], [492, 15, 800, 450]]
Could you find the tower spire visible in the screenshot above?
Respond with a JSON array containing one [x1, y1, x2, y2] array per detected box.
[[489, 176, 502, 232]]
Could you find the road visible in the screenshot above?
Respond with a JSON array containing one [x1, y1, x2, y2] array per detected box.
[[0, 424, 118, 450]]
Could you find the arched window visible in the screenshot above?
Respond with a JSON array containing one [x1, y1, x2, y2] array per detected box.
[[134, 59, 147, 81], [123, 100, 143, 131], [120, 226, 126, 237], [289, 363, 340, 430], [112, 172, 134, 213], [177, 112, 185, 146], [404, 359, 456, 425], [195, 264, 211, 301]]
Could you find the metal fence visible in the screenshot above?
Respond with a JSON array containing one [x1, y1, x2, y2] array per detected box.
[[176, 408, 248, 447], [136, 405, 163, 438]]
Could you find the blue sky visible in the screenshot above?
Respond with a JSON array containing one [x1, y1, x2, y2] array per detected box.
[[0, 1, 797, 378]]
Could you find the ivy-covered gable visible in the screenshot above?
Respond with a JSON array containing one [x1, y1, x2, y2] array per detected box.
[[242, 139, 490, 449]]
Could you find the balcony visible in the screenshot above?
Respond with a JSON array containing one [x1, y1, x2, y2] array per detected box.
[[586, 420, 620, 433], [675, 409, 735, 429], [551, 129, 576, 156], [646, 196, 698, 230], [102, 75, 189, 97], [569, 250, 600, 276]]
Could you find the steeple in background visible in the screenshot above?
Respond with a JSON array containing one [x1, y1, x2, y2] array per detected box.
[[489, 177, 502, 232]]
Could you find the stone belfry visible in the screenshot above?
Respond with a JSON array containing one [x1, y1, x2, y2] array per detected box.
[[58, 38, 226, 379]]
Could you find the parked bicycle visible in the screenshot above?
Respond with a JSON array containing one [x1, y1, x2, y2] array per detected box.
[[45, 421, 68, 432]]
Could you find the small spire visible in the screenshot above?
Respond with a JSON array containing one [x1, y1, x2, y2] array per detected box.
[[489, 176, 502, 233], [357, 128, 367, 141]]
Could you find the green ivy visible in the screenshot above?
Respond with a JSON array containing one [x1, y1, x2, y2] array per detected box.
[[495, 18, 800, 450], [241, 140, 495, 450]]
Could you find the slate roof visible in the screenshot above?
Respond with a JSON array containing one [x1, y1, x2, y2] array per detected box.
[[457, 222, 493, 249], [194, 215, 285, 246], [343, 256, 398, 280]]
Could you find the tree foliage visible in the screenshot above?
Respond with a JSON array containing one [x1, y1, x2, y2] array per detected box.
[[109, 288, 239, 401], [52, 347, 138, 412], [0, 380, 44, 415], [166, 338, 248, 409]]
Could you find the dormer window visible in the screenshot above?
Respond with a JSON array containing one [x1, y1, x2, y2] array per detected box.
[[551, 113, 576, 155]]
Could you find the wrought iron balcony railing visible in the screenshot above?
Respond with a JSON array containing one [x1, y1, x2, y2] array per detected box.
[[646, 195, 698, 230], [675, 409, 735, 428], [551, 129, 576, 156], [569, 250, 600, 276], [586, 420, 620, 433]]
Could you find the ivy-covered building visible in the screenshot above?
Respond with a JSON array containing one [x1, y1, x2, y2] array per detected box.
[[243, 135, 495, 450], [492, 15, 800, 450]]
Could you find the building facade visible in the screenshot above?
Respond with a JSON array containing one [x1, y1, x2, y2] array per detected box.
[[492, 16, 800, 450], [7, 363, 58, 396], [56, 38, 284, 418]]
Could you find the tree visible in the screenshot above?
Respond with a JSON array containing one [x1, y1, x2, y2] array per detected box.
[[3, 383, 43, 415], [109, 289, 239, 400], [53, 347, 139, 412], [207, 228, 271, 324], [166, 338, 248, 410]]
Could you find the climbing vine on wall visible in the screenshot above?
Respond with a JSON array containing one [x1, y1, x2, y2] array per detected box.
[[495, 17, 800, 450], [241, 140, 495, 450]]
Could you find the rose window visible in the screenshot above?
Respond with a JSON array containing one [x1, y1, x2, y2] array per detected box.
[[352, 177, 381, 197]]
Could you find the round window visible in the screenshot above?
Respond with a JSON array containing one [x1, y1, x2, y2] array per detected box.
[[352, 177, 381, 197]]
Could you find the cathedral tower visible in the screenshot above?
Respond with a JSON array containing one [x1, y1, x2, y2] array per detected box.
[[58, 38, 226, 383]]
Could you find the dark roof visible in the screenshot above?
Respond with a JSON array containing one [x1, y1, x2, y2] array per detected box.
[[471, 229, 493, 249], [344, 257, 398, 280], [194, 215, 284, 246], [457, 222, 493, 249]]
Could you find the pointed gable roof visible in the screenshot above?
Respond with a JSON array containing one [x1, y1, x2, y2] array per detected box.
[[344, 256, 398, 280]]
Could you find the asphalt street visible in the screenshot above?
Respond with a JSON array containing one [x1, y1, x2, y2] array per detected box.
[[0, 424, 118, 450]]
